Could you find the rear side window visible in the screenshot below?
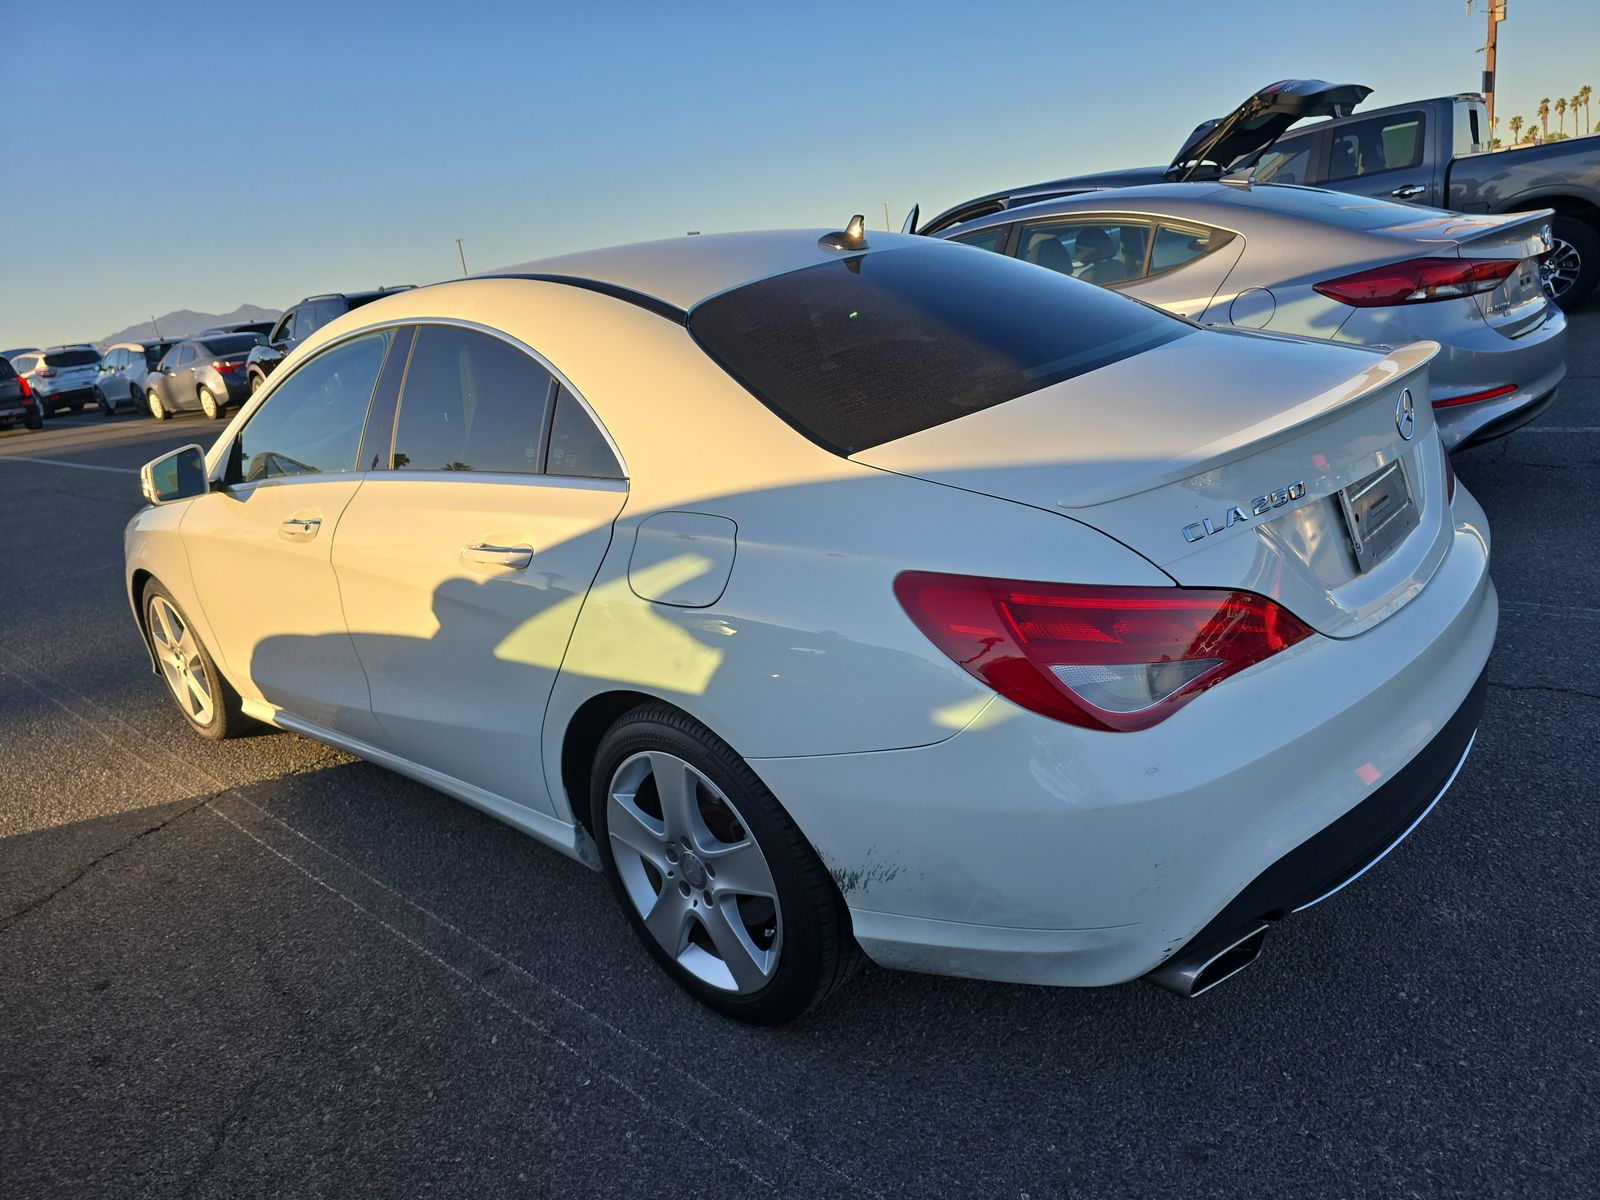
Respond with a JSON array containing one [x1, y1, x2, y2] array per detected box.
[[391, 325, 554, 474], [1149, 224, 1236, 275], [949, 226, 1008, 254], [546, 386, 623, 479], [1251, 139, 1311, 184], [688, 243, 1189, 455], [45, 349, 100, 367], [1327, 114, 1424, 181], [233, 329, 394, 482]]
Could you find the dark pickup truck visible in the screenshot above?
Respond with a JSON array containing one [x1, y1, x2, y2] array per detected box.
[[917, 82, 1600, 309]]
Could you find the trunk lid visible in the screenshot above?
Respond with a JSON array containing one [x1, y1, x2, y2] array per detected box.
[[854, 329, 1450, 638], [1168, 79, 1373, 181]]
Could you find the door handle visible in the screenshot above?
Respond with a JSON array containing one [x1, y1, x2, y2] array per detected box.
[[461, 542, 533, 569], [1390, 184, 1427, 199], [279, 515, 322, 539]]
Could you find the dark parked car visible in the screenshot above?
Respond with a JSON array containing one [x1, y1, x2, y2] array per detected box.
[[144, 334, 259, 420], [0, 355, 41, 430], [95, 340, 177, 415], [915, 81, 1600, 308], [245, 288, 412, 392], [1, 346, 40, 366]]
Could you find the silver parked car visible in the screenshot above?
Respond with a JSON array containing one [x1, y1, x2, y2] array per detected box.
[[10, 345, 104, 417], [938, 182, 1566, 451], [95, 340, 176, 415], [144, 334, 258, 420]]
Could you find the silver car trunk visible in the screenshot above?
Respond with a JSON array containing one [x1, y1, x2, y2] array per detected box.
[[1378, 208, 1556, 338], [855, 329, 1450, 638]]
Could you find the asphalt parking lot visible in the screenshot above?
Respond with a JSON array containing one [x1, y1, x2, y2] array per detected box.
[[2, 309, 1598, 1200]]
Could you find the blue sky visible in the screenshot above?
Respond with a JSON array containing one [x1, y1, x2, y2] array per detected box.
[[3, 0, 1595, 347]]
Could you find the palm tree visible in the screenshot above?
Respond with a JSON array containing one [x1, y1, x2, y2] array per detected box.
[[1573, 95, 1586, 136], [1539, 97, 1551, 138], [1509, 114, 1525, 144], [1556, 97, 1567, 136], [1581, 85, 1593, 135]]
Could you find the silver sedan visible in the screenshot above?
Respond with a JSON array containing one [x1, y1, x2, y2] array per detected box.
[[938, 182, 1566, 451]]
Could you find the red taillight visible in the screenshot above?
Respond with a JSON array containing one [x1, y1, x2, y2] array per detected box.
[[1433, 383, 1517, 409], [1313, 256, 1519, 307], [34, 367, 56, 378], [1443, 452, 1457, 503], [894, 572, 1315, 733], [17, 376, 30, 398], [212, 360, 238, 374]]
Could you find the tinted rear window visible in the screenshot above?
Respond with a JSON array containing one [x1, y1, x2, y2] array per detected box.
[[0, 359, 14, 380], [45, 349, 100, 367], [687, 243, 1189, 454], [201, 335, 258, 355]]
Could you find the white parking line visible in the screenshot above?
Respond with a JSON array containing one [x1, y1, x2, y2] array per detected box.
[[0, 455, 135, 474], [1516, 427, 1600, 434]]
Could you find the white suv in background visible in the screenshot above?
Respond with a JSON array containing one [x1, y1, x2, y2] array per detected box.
[[11, 345, 103, 416]]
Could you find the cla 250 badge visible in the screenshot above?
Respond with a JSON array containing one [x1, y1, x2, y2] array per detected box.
[[1182, 481, 1306, 543]]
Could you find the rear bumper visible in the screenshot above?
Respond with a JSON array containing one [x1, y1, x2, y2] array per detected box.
[[1149, 665, 1484, 986], [1336, 302, 1567, 452], [751, 493, 1497, 988]]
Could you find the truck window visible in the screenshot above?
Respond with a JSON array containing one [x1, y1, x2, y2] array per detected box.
[[1327, 114, 1424, 181]]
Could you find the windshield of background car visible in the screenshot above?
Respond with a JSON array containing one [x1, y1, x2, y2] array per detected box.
[[201, 335, 257, 356], [687, 244, 1190, 455], [44, 349, 100, 368], [143, 345, 172, 367]]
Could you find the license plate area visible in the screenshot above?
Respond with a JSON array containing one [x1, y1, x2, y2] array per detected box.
[[1338, 459, 1418, 572]]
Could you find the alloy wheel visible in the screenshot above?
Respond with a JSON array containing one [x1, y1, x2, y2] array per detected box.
[[606, 751, 782, 994], [1541, 235, 1581, 302], [199, 386, 220, 419], [148, 595, 215, 726], [149, 391, 167, 420]]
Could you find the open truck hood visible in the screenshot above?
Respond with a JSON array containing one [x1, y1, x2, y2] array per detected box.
[[1168, 79, 1373, 181], [855, 330, 1452, 638]]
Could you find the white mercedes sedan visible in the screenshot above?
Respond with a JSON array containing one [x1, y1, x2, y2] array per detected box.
[[126, 224, 1496, 1022]]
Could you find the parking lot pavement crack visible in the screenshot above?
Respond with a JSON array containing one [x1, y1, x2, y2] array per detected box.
[[178, 1076, 265, 1200], [0, 791, 220, 936], [1488, 680, 1600, 704]]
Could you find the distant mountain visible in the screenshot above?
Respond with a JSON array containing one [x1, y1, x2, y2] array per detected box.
[[98, 304, 280, 348]]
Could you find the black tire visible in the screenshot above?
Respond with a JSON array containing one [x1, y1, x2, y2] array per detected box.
[[24, 413, 42, 431], [140, 579, 246, 741], [96, 386, 116, 417], [1547, 215, 1599, 311], [591, 704, 858, 1024]]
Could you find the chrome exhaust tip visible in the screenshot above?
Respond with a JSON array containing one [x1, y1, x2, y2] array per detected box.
[[1144, 925, 1268, 998]]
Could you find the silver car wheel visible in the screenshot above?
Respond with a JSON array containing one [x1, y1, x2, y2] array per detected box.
[[148, 390, 167, 420], [1541, 235, 1582, 302], [607, 750, 783, 994], [199, 385, 221, 419], [148, 595, 215, 726]]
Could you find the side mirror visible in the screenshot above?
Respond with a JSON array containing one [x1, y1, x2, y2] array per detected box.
[[140, 444, 208, 505], [253, 334, 270, 348]]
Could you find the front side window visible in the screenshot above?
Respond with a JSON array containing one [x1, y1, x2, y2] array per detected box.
[[1016, 218, 1154, 286], [1327, 115, 1423, 181], [688, 242, 1189, 455], [232, 329, 394, 483], [272, 310, 298, 344], [546, 386, 623, 479], [391, 325, 554, 473]]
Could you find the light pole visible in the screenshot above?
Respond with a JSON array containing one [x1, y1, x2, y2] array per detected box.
[[1480, 1, 1507, 142]]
